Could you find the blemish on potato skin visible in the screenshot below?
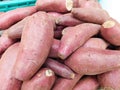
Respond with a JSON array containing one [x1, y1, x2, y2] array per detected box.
[[37, 73, 41, 77]]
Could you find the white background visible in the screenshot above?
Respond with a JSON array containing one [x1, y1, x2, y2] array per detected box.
[[99, 0, 120, 22]]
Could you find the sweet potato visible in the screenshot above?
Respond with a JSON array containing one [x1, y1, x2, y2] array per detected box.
[[0, 30, 16, 54], [0, 6, 37, 30], [72, 0, 79, 7], [78, 0, 87, 7], [72, 37, 108, 90], [79, 0, 101, 8], [61, 26, 73, 35], [58, 23, 101, 59], [0, 42, 22, 90], [36, 0, 74, 12], [47, 12, 62, 20], [44, 58, 75, 79], [100, 20, 120, 46], [49, 39, 60, 58], [73, 76, 99, 90], [98, 68, 120, 90], [83, 38, 108, 49], [81, 37, 109, 90], [52, 74, 82, 90], [98, 44, 120, 90], [47, 12, 62, 27], [21, 68, 55, 90], [14, 11, 54, 81], [7, 16, 29, 39], [71, 8, 110, 24], [65, 48, 120, 75], [56, 13, 83, 26], [82, 36, 112, 90]]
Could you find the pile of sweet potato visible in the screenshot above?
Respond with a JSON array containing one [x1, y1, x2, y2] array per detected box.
[[0, 0, 120, 90]]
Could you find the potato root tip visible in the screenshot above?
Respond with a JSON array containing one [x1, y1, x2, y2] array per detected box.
[[45, 69, 54, 77], [66, 0, 73, 11], [103, 20, 115, 28]]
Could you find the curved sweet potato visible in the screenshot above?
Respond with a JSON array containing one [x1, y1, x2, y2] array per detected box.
[[58, 23, 100, 59]]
